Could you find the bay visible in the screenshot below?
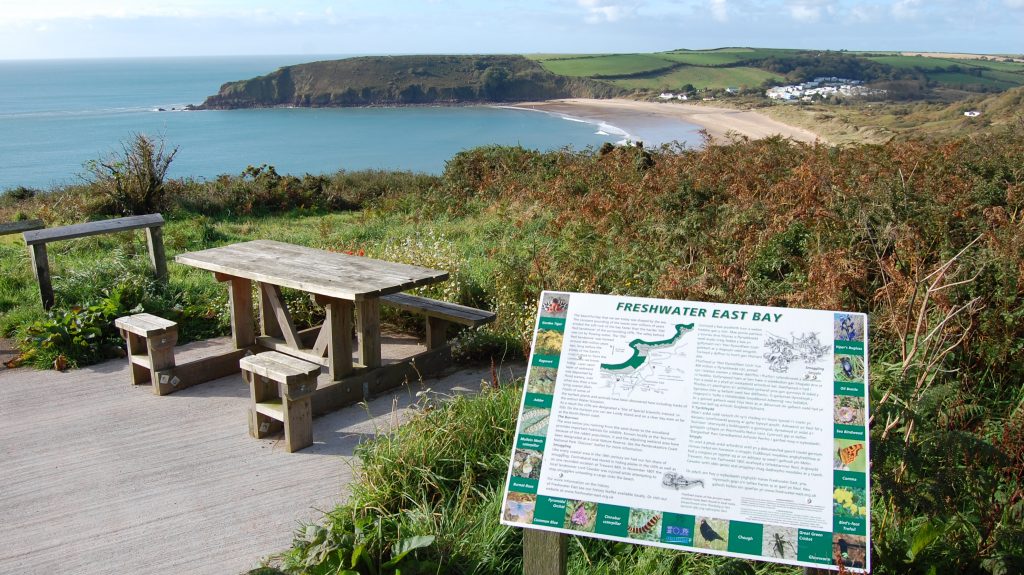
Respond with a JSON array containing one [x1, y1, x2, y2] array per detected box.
[[0, 55, 672, 192]]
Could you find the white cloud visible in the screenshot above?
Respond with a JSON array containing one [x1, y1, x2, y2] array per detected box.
[[1004, 0, 1024, 7], [577, 0, 636, 23], [891, 0, 922, 20], [848, 5, 873, 23], [710, 0, 728, 22], [785, 0, 838, 23], [787, 1, 820, 22]]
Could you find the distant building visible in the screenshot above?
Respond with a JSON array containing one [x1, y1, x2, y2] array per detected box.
[[964, 110, 982, 117], [659, 92, 676, 100], [766, 77, 884, 102]]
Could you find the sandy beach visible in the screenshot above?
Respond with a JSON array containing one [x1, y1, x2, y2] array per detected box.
[[513, 98, 822, 146]]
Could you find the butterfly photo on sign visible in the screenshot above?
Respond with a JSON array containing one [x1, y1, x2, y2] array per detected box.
[[834, 439, 866, 471], [503, 492, 537, 524], [540, 293, 570, 318]]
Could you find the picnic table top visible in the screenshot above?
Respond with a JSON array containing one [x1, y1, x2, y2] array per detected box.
[[175, 240, 449, 301]]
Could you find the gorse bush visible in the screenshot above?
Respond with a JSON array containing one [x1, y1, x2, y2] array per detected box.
[[85, 133, 178, 216]]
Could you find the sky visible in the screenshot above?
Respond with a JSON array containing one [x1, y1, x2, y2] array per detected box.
[[0, 0, 1021, 60]]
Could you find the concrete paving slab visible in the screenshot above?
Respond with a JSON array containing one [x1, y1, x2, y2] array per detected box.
[[0, 336, 524, 575]]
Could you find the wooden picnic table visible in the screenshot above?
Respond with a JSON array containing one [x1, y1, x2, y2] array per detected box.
[[175, 240, 449, 385]]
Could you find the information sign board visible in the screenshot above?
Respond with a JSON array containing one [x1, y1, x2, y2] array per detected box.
[[501, 292, 870, 572]]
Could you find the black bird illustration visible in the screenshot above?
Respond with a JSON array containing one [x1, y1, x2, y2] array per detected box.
[[699, 519, 724, 543], [840, 356, 854, 378], [837, 537, 849, 558]]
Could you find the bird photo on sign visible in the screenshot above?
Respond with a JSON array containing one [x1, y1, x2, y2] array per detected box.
[[695, 517, 729, 551]]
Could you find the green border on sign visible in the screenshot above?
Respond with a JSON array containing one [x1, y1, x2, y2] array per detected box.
[[533, 496, 568, 528]]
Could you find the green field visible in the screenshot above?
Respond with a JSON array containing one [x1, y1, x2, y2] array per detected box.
[[536, 53, 676, 77], [529, 48, 1024, 95], [657, 51, 754, 66], [610, 65, 782, 90], [926, 71, 1020, 90]]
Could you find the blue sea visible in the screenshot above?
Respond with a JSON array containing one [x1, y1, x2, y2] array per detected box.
[[0, 56, 702, 191]]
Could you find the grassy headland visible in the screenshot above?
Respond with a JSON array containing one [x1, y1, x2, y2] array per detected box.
[[2, 125, 1023, 572], [194, 55, 623, 109]]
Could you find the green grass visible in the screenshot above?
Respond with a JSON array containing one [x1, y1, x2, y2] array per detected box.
[[610, 65, 782, 90], [536, 54, 676, 77], [927, 71, 1020, 90]]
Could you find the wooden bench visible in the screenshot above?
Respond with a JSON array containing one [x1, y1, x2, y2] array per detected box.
[[380, 293, 496, 349], [240, 351, 322, 453], [22, 213, 167, 309], [0, 219, 44, 237], [115, 313, 178, 395]]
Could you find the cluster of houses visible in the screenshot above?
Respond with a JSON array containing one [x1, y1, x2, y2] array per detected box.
[[765, 77, 884, 101]]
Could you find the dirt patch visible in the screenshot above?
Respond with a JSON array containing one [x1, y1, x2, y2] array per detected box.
[[0, 337, 20, 369]]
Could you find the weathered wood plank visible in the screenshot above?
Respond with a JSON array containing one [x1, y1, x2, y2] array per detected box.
[[356, 298, 381, 369], [523, 530, 567, 575], [22, 213, 164, 245], [144, 225, 168, 282], [150, 348, 251, 395], [175, 240, 448, 301], [239, 351, 321, 384], [115, 313, 177, 337], [322, 298, 354, 380], [0, 219, 43, 236], [380, 293, 496, 326], [29, 243, 53, 310], [255, 336, 332, 367], [310, 345, 452, 416], [227, 278, 256, 349], [261, 283, 302, 349]]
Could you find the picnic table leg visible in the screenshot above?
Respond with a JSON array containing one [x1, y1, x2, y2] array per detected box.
[[356, 298, 381, 368], [323, 298, 354, 380], [217, 274, 255, 349], [229, 278, 256, 348]]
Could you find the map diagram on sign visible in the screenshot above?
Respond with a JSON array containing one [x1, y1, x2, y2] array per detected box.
[[598, 323, 694, 396], [762, 332, 830, 373]]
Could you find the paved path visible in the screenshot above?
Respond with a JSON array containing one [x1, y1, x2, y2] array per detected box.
[[0, 336, 523, 574]]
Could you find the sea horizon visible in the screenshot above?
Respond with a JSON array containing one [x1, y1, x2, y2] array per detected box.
[[0, 55, 703, 192]]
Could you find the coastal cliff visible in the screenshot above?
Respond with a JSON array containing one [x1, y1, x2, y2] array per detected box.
[[194, 55, 624, 109]]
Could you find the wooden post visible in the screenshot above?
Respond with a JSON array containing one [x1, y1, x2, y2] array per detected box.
[[356, 298, 381, 368], [29, 242, 54, 310], [426, 317, 449, 350], [523, 530, 567, 575], [259, 282, 283, 338], [225, 276, 255, 349], [321, 298, 354, 381], [144, 225, 168, 283]]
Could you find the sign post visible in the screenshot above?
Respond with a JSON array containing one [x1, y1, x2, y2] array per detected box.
[[505, 292, 870, 573]]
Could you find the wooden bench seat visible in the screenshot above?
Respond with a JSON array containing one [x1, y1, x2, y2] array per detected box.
[[0, 219, 44, 236], [115, 313, 178, 395], [240, 351, 322, 453], [23, 213, 166, 309], [380, 293, 496, 349]]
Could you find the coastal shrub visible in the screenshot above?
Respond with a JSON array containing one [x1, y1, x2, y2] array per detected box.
[[85, 133, 178, 216]]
